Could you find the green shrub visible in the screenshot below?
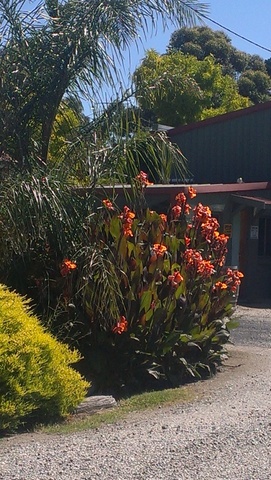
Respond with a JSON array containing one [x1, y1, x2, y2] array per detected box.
[[80, 176, 243, 390], [0, 284, 89, 431]]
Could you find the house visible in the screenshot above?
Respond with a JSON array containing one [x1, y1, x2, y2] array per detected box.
[[167, 100, 271, 185], [89, 102, 271, 302], [166, 101, 271, 302]]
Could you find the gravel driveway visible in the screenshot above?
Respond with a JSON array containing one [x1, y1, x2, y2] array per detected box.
[[1, 304, 271, 480]]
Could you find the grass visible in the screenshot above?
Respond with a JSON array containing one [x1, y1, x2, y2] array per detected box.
[[39, 386, 196, 435]]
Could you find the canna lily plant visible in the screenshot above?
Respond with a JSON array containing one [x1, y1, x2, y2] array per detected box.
[[82, 173, 243, 390]]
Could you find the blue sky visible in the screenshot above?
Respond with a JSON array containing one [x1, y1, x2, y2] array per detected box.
[[126, 0, 271, 73]]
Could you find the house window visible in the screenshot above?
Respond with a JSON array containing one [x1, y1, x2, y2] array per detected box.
[[258, 217, 271, 256]]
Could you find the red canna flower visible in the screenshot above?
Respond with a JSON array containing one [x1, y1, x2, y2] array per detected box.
[[102, 199, 114, 210], [60, 259, 77, 277], [152, 243, 167, 256], [171, 204, 182, 219], [188, 186, 197, 199], [168, 271, 183, 288], [136, 171, 153, 187], [112, 316, 128, 334], [160, 213, 167, 222], [119, 206, 135, 237]]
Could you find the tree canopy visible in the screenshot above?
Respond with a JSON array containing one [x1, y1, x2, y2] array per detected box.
[[168, 26, 271, 104], [133, 49, 250, 127]]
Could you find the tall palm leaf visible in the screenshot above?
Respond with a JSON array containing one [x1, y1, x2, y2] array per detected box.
[[0, 0, 208, 164], [71, 90, 188, 187]]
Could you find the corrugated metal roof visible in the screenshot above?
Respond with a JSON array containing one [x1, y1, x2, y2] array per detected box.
[[79, 181, 271, 197], [232, 194, 271, 209]]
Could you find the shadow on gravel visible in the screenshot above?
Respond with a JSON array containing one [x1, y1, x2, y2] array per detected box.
[[238, 301, 271, 309]]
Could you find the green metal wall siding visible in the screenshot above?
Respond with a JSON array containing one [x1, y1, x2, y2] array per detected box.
[[171, 107, 271, 184]]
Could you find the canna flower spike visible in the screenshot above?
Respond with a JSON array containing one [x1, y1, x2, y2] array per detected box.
[[112, 316, 128, 334], [60, 259, 77, 277], [136, 171, 153, 187], [102, 199, 114, 210]]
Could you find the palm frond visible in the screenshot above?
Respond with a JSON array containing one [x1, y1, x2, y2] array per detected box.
[[0, 160, 90, 262], [0, 0, 208, 163]]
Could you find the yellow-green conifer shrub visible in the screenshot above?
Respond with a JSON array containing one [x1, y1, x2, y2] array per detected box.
[[0, 284, 89, 431]]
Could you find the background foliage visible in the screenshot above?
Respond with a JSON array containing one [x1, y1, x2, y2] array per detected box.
[[168, 26, 271, 104], [134, 49, 249, 126]]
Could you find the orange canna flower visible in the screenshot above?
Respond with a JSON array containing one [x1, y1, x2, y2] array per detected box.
[[112, 315, 128, 334], [175, 192, 186, 205], [212, 234, 229, 267], [171, 204, 182, 219], [102, 199, 114, 210], [197, 260, 215, 278], [160, 213, 167, 222], [224, 268, 244, 292], [172, 193, 191, 218], [119, 206, 135, 220], [184, 236, 191, 246], [188, 186, 197, 199], [123, 227, 133, 237], [152, 243, 167, 256], [119, 206, 135, 237], [60, 259, 77, 277], [168, 271, 183, 288], [214, 281, 228, 291], [136, 171, 154, 187], [201, 217, 220, 243], [193, 203, 212, 224], [184, 203, 191, 214]]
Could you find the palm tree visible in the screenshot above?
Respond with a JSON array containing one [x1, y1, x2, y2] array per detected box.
[[0, 0, 208, 335], [0, 0, 208, 166]]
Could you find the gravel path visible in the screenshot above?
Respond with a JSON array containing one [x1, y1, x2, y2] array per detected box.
[[1, 304, 271, 480]]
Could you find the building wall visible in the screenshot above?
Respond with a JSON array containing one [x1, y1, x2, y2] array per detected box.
[[168, 102, 271, 184], [236, 208, 271, 301]]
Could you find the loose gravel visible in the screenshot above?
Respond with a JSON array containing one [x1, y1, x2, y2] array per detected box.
[[1, 304, 271, 480]]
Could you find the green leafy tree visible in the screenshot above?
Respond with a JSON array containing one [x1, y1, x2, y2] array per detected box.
[[238, 70, 271, 104], [168, 26, 271, 104], [133, 49, 250, 127], [168, 26, 249, 75]]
